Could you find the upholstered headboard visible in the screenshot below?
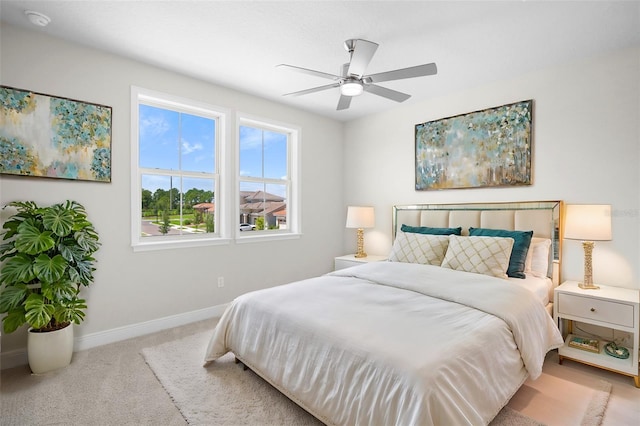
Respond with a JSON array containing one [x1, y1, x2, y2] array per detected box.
[[392, 201, 563, 287]]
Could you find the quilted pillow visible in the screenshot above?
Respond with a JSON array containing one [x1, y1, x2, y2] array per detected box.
[[441, 235, 514, 279], [401, 224, 462, 236], [525, 237, 552, 278], [468, 227, 533, 279], [389, 231, 450, 266]]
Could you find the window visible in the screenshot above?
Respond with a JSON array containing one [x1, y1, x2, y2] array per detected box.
[[131, 87, 227, 250], [237, 116, 299, 239]]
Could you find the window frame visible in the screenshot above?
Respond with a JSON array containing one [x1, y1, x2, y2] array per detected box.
[[131, 86, 230, 251], [235, 113, 301, 243]]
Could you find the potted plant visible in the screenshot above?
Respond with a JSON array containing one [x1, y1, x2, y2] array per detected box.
[[0, 200, 100, 373]]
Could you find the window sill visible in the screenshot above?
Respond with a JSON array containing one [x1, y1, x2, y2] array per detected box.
[[132, 237, 232, 252], [235, 232, 301, 244]]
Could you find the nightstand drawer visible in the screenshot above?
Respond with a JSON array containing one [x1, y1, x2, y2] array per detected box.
[[557, 293, 634, 327]]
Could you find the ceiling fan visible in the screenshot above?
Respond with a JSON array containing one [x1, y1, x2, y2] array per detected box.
[[277, 39, 437, 111]]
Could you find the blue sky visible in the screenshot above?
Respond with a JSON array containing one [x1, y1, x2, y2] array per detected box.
[[140, 104, 288, 197], [239, 125, 287, 180]]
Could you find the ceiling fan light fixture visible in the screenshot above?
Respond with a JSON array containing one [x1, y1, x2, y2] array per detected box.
[[341, 80, 363, 97]]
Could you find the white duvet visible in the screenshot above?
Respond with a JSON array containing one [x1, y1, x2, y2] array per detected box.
[[204, 262, 563, 425]]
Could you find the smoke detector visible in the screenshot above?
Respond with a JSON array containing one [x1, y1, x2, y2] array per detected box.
[[25, 10, 51, 27]]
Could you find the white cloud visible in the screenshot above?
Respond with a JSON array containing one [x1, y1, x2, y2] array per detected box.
[[140, 116, 170, 139], [182, 139, 203, 155]]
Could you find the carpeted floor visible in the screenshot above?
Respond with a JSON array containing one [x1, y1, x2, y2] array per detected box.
[[0, 319, 217, 426], [1, 317, 632, 426], [141, 330, 611, 426]]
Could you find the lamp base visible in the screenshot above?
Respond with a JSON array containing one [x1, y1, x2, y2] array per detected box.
[[579, 241, 599, 290], [354, 228, 367, 258], [578, 282, 600, 290]]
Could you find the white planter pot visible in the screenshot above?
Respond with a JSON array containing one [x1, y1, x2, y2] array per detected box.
[[28, 324, 74, 374]]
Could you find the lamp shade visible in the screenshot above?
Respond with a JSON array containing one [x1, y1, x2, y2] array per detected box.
[[564, 204, 612, 241], [346, 206, 375, 229]]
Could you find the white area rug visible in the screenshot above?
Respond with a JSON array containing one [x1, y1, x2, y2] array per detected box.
[[142, 331, 610, 426]]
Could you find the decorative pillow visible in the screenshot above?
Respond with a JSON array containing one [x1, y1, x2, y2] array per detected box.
[[468, 227, 533, 279], [401, 224, 462, 236], [389, 231, 450, 266], [441, 235, 514, 279], [525, 238, 552, 278]]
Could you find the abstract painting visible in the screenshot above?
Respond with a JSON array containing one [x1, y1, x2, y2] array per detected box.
[[0, 86, 112, 182], [415, 100, 532, 190]]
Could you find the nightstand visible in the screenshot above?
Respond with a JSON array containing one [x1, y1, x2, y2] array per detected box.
[[334, 254, 387, 271], [554, 281, 639, 387]]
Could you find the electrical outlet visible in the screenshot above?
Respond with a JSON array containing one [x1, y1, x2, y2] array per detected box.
[[217, 277, 224, 288]]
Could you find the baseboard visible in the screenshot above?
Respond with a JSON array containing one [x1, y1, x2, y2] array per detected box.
[[1, 303, 228, 370], [1, 348, 28, 371], [73, 304, 228, 351]]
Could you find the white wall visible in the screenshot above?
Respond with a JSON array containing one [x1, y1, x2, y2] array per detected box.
[[0, 25, 345, 356], [344, 47, 640, 290]]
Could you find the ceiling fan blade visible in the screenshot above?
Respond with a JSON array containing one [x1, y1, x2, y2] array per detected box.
[[346, 39, 379, 78], [277, 64, 340, 80], [366, 63, 437, 84], [364, 84, 411, 103], [283, 83, 340, 97], [337, 95, 352, 110]]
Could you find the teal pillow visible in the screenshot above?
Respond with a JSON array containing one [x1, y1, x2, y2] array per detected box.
[[401, 224, 462, 236], [468, 227, 533, 279]]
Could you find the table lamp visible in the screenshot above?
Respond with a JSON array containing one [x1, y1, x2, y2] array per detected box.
[[346, 206, 375, 258], [564, 204, 612, 289]]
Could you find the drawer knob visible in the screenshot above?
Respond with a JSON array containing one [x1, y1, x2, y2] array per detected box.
[[590, 307, 596, 312]]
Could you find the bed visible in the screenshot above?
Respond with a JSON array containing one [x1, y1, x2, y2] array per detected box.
[[204, 201, 565, 425]]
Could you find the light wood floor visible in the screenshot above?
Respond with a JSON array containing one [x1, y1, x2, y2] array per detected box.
[[540, 351, 639, 425]]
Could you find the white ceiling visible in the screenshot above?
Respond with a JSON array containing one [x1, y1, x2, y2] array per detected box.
[[2, 1, 639, 122]]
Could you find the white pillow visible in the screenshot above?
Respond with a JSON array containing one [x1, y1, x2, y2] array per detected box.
[[525, 237, 551, 278], [388, 231, 450, 266], [441, 235, 514, 279]]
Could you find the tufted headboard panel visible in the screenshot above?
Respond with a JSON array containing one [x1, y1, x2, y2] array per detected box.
[[393, 201, 563, 287]]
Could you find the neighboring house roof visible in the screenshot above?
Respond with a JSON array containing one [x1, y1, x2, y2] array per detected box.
[[239, 191, 286, 218], [263, 202, 286, 215], [242, 190, 284, 203], [193, 202, 215, 213]]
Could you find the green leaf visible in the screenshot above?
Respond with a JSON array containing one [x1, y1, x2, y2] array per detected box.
[[24, 293, 55, 329], [0, 241, 17, 258], [43, 280, 76, 301], [2, 217, 24, 240], [5, 201, 39, 213], [54, 298, 86, 324], [0, 253, 36, 284], [75, 229, 100, 253], [58, 240, 83, 263], [0, 283, 29, 313], [42, 205, 75, 237], [14, 221, 55, 255], [33, 254, 67, 283], [2, 308, 26, 333], [70, 258, 95, 287]]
